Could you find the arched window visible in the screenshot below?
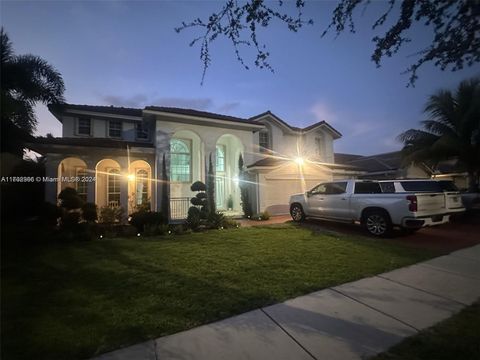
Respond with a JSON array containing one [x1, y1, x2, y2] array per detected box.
[[259, 130, 270, 152], [107, 168, 120, 207], [170, 139, 191, 182], [216, 145, 225, 172], [135, 169, 149, 205]]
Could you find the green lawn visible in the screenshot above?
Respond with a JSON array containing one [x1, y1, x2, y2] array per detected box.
[[370, 301, 480, 360], [2, 224, 439, 360]]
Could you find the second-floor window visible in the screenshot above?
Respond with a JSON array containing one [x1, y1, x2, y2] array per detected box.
[[170, 139, 191, 182], [78, 117, 91, 135], [135, 122, 149, 140], [259, 130, 270, 152], [109, 120, 122, 138]]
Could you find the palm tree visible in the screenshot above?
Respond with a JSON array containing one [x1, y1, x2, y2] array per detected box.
[[1, 27, 65, 154], [398, 78, 480, 192]]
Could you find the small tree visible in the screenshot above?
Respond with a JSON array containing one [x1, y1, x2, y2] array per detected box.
[[238, 154, 253, 217], [207, 153, 216, 214], [161, 153, 169, 222], [187, 181, 207, 230]]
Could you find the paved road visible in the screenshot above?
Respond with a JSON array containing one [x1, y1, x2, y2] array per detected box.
[[92, 245, 480, 360]]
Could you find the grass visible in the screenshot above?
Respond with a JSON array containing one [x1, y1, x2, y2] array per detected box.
[[370, 301, 480, 360], [2, 223, 439, 360]]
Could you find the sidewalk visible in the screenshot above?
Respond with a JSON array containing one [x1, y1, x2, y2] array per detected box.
[[93, 244, 480, 360]]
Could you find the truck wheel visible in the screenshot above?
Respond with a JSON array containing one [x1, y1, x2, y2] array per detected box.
[[290, 204, 305, 222], [364, 210, 392, 237]]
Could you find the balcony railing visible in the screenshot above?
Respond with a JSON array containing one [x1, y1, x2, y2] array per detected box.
[[170, 197, 190, 220]]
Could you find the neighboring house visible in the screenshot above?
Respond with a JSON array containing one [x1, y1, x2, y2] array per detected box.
[[27, 104, 360, 219], [334, 151, 433, 180]]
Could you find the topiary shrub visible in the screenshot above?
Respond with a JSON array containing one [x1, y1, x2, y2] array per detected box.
[[81, 203, 98, 222], [191, 181, 207, 192], [186, 207, 201, 231], [58, 187, 84, 210]]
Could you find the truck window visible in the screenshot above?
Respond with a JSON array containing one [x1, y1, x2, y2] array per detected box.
[[310, 183, 328, 195], [400, 181, 442, 192], [380, 182, 395, 193], [354, 182, 382, 194], [437, 180, 458, 192], [325, 182, 347, 195]]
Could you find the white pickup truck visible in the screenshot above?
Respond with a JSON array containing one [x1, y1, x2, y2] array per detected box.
[[289, 179, 464, 237]]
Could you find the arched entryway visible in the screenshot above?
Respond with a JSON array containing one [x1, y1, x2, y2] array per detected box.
[[128, 160, 152, 211], [215, 134, 244, 212], [95, 159, 122, 208], [57, 157, 88, 201]]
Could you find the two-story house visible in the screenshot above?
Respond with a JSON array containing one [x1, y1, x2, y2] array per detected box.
[[28, 104, 359, 219]]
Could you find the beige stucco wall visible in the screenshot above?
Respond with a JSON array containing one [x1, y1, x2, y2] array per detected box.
[[255, 116, 335, 163]]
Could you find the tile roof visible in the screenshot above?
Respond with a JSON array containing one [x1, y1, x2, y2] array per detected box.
[[249, 110, 342, 137], [144, 106, 261, 125], [48, 103, 143, 117], [334, 151, 406, 173], [247, 157, 358, 169]]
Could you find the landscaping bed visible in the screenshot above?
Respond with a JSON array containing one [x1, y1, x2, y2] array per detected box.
[[2, 224, 440, 360]]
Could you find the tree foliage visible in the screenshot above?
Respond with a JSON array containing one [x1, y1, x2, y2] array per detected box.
[[177, 0, 479, 86], [398, 77, 480, 191], [1, 28, 65, 134]]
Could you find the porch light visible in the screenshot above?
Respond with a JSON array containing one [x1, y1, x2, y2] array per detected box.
[[233, 175, 239, 186], [127, 174, 136, 181], [294, 157, 304, 166], [137, 233, 141, 237]]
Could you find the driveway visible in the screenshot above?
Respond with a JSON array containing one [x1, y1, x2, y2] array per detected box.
[[241, 213, 480, 253]]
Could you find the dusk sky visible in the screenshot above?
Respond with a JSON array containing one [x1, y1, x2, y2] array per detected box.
[[2, 0, 479, 155]]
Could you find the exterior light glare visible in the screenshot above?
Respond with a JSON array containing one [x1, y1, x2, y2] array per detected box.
[[127, 174, 135, 181], [233, 176, 239, 186], [137, 233, 141, 237], [295, 157, 304, 166]]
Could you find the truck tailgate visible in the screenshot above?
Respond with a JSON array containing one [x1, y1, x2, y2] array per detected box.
[[445, 192, 463, 210], [416, 192, 445, 212]]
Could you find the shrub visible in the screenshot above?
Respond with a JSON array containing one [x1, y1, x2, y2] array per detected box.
[[58, 187, 84, 210], [169, 224, 190, 235], [99, 206, 125, 224], [81, 202, 97, 222], [207, 211, 226, 229], [186, 207, 201, 231], [39, 202, 62, 228], [129, 211, 164, 232], [223, 217, 240, 229], [60, 211, 81, 232], [253, 211, 271, 221], [143, 223, 169, 237]]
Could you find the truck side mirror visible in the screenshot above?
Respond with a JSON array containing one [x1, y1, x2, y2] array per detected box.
[[306, 191, 312, 197]]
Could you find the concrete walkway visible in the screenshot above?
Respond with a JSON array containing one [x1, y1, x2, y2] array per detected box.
[[93, 245, 480, 360]]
